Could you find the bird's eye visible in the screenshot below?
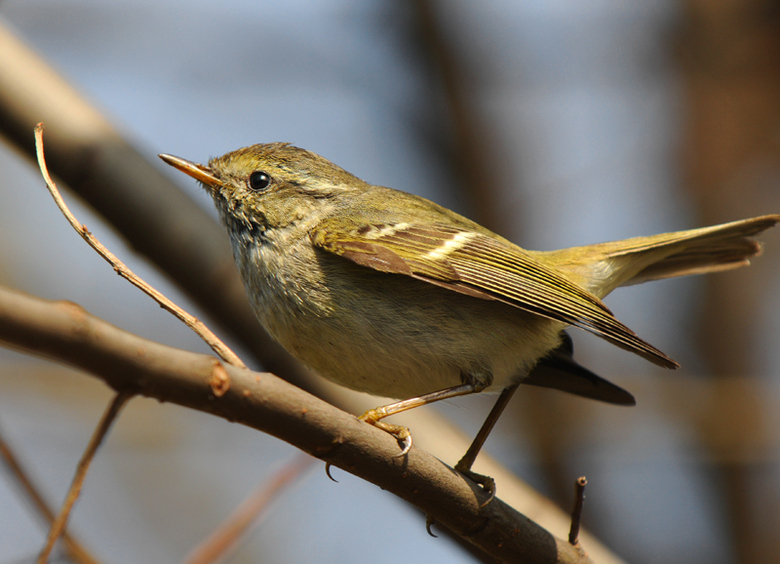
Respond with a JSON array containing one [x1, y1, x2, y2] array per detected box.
[[248, 171, 272, 191]]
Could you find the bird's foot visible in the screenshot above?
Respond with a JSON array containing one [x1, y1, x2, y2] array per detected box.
[[358, 409, 412, 456], [454, 460, 496, 506]]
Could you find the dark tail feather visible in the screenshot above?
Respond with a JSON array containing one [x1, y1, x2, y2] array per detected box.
[[521, 332, 636, 405]]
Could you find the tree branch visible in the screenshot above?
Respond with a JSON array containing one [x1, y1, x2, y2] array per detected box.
[[183, 454, 315, 564], [0, 23, 292, 381], [0, 430, 101, 564], [37, 392, 131, 564], [33, 122, 246, 369], [0, 284, 593, 564]]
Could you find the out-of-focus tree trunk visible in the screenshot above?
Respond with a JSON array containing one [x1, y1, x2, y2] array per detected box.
[[679, 2, 780, 562]]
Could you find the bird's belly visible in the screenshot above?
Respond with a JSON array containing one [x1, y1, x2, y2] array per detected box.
[[241, 249, 563, 399]]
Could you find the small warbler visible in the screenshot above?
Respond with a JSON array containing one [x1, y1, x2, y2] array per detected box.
[[160, 143, 779, 494]]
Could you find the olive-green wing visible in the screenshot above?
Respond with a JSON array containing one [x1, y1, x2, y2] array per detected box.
[[310, 220, 678, 369]]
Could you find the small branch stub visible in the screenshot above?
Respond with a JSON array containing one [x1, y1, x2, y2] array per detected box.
[[209, 361, 231, 398], [568, 476, 588, 546]]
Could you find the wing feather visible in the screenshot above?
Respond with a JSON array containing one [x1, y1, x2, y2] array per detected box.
[[311, 220, 678, 368]]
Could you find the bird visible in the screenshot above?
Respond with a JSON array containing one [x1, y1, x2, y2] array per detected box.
[[160, 143, 779, 495]]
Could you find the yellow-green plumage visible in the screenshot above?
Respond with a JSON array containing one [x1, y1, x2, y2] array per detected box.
[[160, 143, 778, 404]]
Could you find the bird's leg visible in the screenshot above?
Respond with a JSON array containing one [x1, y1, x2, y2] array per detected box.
[[360, 382, 483, 455], [454, 381, 521, 502]]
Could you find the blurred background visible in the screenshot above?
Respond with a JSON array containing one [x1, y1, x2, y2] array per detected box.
[[1, 1, 779, 563]]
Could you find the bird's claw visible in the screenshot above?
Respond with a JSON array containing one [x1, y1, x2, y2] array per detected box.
[[358, 409, 413, 456], [324, 462, 339, 482], [454, 462, 496, 506], [425, 514, 438, 537]]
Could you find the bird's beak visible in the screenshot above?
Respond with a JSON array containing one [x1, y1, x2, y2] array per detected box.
[[159, 153, 220, 188]]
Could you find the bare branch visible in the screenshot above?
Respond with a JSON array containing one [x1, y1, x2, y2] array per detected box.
[[0, 430, 102, 564], [33, 123, 246, 370], [0, 24, 293, 379], [0, 284, 594, 564], [37, 392, 131, 564], [184, 454, 315, 564]]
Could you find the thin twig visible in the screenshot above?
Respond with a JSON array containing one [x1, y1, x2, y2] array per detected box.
[[184, 454, 315, 564], [34, 122, 304, 563], [33, 123, 246, 370], [0, 428, 102, 564], [568, 476, 588, 546], [37, 391, 132, 564]]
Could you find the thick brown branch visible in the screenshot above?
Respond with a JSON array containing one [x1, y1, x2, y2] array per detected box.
[[0, 284, 593, 564]]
